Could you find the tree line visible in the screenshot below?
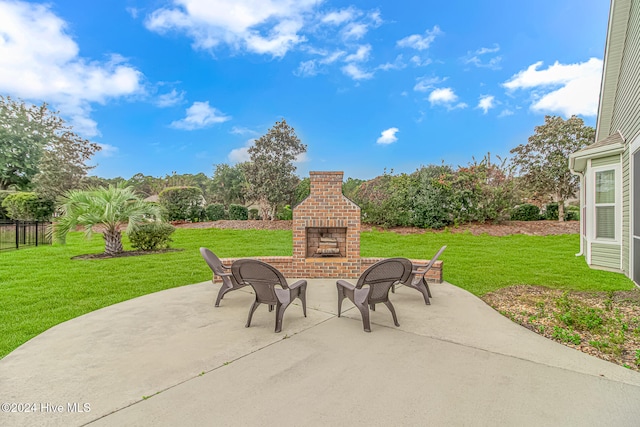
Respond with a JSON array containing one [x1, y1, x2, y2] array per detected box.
[[1, 94, 595, 226]]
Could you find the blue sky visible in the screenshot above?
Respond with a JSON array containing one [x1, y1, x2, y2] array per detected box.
[[0, 0, 609, 180]]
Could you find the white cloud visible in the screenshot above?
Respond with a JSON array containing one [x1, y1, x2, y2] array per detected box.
[[502, 58, 603, 116], [477, 95, 495, 114], [295, 152, 309, 163], [463, 44, 502, 69], [341, 63, 373, 80], [428, 88, 467, 110], [229, 139, 253, 163], [295, 60, 319, 77], [397, 26, 442, 51], [414, 76, 447, 92], [145, 0, 319, 58], [170, 101, 230, 130], [345, 44, 371, 63], [321, 8, 358, 26], [376, 127, 399, 145], [155, 89, 185, 107], [410, 55, 432, 67], [126, 7, 139, 19], [498, 109, 514, 118], [377, 55, 406, 71], [0, 1, 143, 136], [342, 22, 368, 40], [230, 126, 259, 136], [96, 143, 118, 157]]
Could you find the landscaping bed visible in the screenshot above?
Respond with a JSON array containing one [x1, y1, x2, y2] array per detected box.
[[174, 219, 579, 236], [483, 286, 640, 371]]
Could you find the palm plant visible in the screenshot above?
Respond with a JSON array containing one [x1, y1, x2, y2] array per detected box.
[[53, 184, 162, 255]]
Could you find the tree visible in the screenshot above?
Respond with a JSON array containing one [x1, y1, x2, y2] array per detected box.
[[31, 127, 101, 199], [210, 163, 247, 205], [0, 96, 49, 190], [53, 184, 162, 256], [126, 173, 164, 197], [510, 115, 595, 221], [0, 96, 100, 196], [243, 119, 307, 219]]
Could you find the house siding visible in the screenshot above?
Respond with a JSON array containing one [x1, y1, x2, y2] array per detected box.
[[591, 155, 620, 167], [610, 0, 640, 139], [598, 0, 632, 141], [591, 242, 622, 270]]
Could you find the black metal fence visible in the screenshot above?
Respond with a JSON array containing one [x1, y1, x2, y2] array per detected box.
[[0, 220, 51, 251]]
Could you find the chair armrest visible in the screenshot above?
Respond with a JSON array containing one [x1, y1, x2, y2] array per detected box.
[[412, 262, 428, 268], [221, 263, 231, 270], [216, 272, 233, 277], [336, 280, 355, 291], [289, 279, 307, 290]]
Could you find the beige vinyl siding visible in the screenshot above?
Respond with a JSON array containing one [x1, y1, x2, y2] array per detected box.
[[610, 1, 640, 139], [591, 155, 621, 167], [622, 149, 630, 275], [591, 242, 622, 270], [598, 0, 632, 141]]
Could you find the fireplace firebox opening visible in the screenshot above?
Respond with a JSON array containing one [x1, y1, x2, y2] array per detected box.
[[306, 227, 347, 258]]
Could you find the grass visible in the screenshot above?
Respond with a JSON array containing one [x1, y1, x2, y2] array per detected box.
[[0, 228, 635, 359]]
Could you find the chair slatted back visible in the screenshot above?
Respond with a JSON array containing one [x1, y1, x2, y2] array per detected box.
[[357, 258, 412, 302], [232, 259, 288, 305]]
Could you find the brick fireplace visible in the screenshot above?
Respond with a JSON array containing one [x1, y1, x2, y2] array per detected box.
[[292, 171, 361, 278]]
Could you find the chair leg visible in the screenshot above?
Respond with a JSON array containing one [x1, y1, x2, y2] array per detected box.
[[391, 284, 395, 294], [337, 284, 344, 317], [215, 284, 231, 307], [275, 301, 289, 333], [299, 284, 307, 317], [383, 301, 400, 327], [424, 277, 432, 298], [246, 301, 260, 328], [417, 285, 430, 305], [355, 302, 371, 332], [370, 303, 376, 311]]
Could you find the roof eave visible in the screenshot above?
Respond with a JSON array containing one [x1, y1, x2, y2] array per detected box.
[[569, 143, 625, 172]]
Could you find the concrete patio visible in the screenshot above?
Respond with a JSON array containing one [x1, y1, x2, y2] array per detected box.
[[1, 279, 640, 426]]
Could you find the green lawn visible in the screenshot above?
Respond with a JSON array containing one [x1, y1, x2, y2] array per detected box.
[[0, 228, 634, 358]]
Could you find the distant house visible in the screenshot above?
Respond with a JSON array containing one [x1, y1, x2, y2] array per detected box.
[[569, 0, 640, 284]]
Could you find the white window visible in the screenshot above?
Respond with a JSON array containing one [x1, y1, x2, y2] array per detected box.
[[595, 169, 616, 239]]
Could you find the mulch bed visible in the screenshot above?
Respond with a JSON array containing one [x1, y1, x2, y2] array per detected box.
[[71, 248, 183, 260], [173, 219, 579, 237]]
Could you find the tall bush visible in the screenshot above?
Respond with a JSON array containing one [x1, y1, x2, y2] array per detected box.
[[158, 186, 203, 221], [1, 192, 54, 220], [205, 203, 227, 221], [229, 204, 248, 220], [410, 165, 454, 229], [510, 204, 541, 221]]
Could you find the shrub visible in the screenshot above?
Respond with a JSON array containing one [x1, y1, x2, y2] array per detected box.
[[187, 205, 206, 222], [510, 204, 541, 221], [277, 205, 292, 220], [545, 203, 559, 220], [205, 204, 227, 221], [229, 204, 248, 220], [1, 192, 55, 221], [0, 190, 13, 219], [128, 222, 175, 251], [248, 208, 260, 220], [158, 186, 203, 221], [565, 205, 580, 221]]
